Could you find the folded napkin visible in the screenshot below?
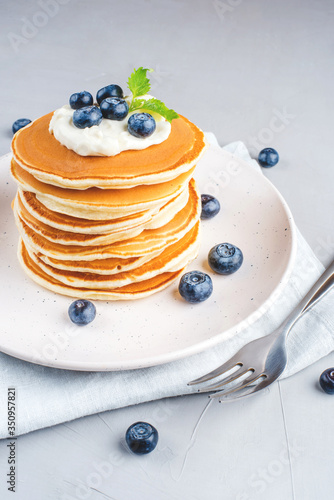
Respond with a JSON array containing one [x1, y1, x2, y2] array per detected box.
[[0, 139, 333, 439]]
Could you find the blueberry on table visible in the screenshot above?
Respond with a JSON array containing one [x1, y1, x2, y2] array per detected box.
[[128, 113, 156, 138], [201, 194, 220, 219], [72, 106, 103, 129], [208, 243, 243, 275], [320, 368, 334, 394], [96, 84, 124, 104], [12, 118, 31, 134], [68, 300, 96, 325], [179, 271, 213, 303], [100, 97, 129, 121], [69, 91, 93, 110], [126, 422, 159, 455], [258, 148, 279, 168]]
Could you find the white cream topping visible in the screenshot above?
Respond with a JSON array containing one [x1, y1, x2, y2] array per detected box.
[[49, 96, 171, 157]]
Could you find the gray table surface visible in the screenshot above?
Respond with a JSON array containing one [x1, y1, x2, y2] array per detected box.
[[0, 0, 333, 499]]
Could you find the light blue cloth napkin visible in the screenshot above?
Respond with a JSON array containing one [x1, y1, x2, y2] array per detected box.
[[0, 138, 333, 438]]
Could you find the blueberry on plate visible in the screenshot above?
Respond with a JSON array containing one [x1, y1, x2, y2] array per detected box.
[[128, 113, 156, 138], [100, 97, 129, 121], [258, 147, 279, 168], [69, 91, 93, 110], [201, 194, 220, 219], [179, 270, 213, 303], [72, 106, 103, 129], [126, 422, 159, 455], [96, 84, 124, 104], [68, 299, 96, 325], [208, 243, 243, 275], [319, 368, 334, 394], [12, 118, 32, 134]]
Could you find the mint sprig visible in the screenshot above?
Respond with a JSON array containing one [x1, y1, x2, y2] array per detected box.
[[127, 67, 153, 99], [127, 68, 179, 123], [129, 98, 179, 123]]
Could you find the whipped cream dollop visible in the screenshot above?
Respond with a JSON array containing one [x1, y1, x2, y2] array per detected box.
[[49, 98, 171, 157]]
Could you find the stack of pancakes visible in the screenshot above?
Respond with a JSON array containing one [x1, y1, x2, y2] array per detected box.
[[10, 111, 207, 300]]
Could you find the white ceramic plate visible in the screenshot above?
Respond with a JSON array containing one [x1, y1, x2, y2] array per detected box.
[[0, 146, 296, 371]]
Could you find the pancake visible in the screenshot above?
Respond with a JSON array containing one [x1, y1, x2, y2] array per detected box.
[[18, 189, 156, 234], [14, 179, 200, 260], [18, 240, 185, 300], [14, 193, 147, 246], [38, 250, 164, 275], [11, 159, 195, 220], [17, 182, 189, 234], [12, 112, 207, 189], [25, 222, 200, 290], [15, 181, 192, 246]]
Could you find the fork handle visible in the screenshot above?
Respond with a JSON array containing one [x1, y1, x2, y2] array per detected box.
[[282, 258, 334, 333]]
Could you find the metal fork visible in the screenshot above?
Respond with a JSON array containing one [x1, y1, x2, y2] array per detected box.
[[188, 259, 334, 401]]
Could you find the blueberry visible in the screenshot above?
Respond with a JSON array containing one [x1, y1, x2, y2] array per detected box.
[[96, 84, 123, 105], [258, 148, 279, 168], [319, 368, 334, 394], [125, 422, 159, 455], [208, 243, 243, 275], [201, 194, 220, 219], [68, 299, 96, 325], [72, 106, 103, 129], [128, 113, 156, 138], [12, 118, 32, 134], [100, 97, 129, 121], [69, 91, 93, 110], [179, 271, 213, 303]]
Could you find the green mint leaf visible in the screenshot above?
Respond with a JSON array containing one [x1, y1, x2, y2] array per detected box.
[[130, 98, 179, 123], [127, 68, 179, 122], [128, 98, 146, 113], [127, 67, 153, 99]]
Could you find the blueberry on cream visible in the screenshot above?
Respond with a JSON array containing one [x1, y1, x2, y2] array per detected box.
[[72, 106, 103, 129], [69, 91, 93, 110], [128, 112, 156, 138], [96, 84, 124, 105], [100, 97, 129, 121]]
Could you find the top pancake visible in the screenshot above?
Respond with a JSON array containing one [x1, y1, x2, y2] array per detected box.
[[12, 112, 207, 189]]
